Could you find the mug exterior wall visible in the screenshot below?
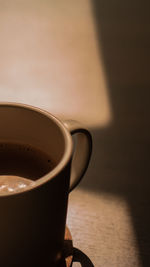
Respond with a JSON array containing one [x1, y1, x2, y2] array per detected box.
[[0, 161, 71, 266]]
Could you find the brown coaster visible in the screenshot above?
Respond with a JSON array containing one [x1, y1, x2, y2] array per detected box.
[[60, 226, 73, 267]]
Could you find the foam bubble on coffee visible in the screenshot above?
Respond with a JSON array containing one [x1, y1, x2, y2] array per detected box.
[[0, 175, 35, 194]]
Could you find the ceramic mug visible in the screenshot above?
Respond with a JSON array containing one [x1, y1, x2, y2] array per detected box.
[[0, 102, 92, 266]]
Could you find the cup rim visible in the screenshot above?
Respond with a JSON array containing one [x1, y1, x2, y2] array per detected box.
[[0, 102, 73, 196]]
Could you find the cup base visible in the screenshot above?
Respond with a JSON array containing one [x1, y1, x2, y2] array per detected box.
[[36, 226, 73, 267], [14, 226, 73, 267], [59, 226, 73, 267]]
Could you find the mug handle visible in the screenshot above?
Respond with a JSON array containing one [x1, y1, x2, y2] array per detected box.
[[63, 120, 92, 192]]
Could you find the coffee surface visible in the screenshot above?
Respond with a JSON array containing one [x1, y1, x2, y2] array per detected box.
[[0, 142, 55, 194]]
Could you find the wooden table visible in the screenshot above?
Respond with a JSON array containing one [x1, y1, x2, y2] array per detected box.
[[0, 1, 150, 266]]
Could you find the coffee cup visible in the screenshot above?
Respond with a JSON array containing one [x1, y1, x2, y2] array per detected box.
[[0, 102, 92, 266]]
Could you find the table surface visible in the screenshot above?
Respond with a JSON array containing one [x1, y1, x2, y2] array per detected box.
[[0, 1, 150, 266]]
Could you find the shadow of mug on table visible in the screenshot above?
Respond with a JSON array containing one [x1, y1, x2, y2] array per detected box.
[[72, 248, 95, 267], [57, 227, 94, 267], [60, 244, 95, 267]]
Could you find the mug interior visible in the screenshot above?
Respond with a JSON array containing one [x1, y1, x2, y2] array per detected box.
[[0, 104, 68, 175]]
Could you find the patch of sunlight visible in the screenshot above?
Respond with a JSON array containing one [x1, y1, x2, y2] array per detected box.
[[67, 189, 141, 267], [0, 0, 112, 128]]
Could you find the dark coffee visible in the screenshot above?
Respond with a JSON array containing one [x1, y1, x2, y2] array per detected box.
[[0, 142, 55, 180]]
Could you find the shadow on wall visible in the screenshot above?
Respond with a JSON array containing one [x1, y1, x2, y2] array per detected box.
[[80, 1, 150, 267]]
